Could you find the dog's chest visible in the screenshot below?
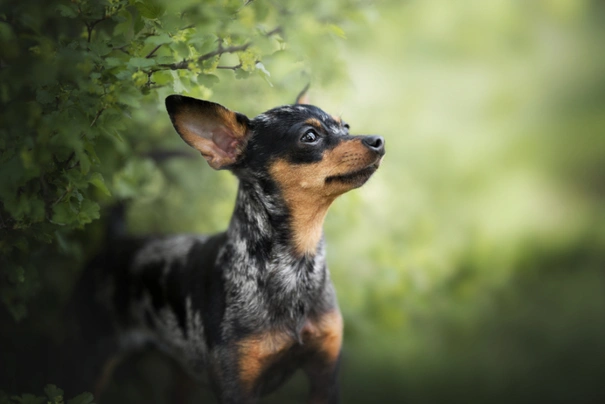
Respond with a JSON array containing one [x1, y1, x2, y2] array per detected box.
[[236, 309, 343, 394]]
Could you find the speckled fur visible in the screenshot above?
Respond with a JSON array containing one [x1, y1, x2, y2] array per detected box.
[[83, 94, 385, 403]]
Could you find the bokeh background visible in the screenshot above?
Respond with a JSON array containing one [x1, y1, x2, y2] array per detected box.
[[1, 0, 604, 403]]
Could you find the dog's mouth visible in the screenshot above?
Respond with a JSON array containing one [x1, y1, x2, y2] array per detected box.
[[325, 161, 380, 185]]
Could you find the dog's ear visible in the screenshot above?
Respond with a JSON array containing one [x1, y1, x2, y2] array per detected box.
[[295, 83, 311, 105], [165, 95, 251, 169]]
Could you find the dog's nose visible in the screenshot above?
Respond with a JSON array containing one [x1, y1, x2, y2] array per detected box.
[[362, 135, 385, 156]]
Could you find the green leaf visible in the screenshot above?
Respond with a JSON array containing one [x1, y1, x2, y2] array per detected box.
[[0, 21, 15, 42], [172, 42, 190, 60], [128, 57, 156, 69], [113, 9, 133, 37], [119, 92, 141, 108], [44, 384, 64, 404], [151, 70, 172, 86], [146, 33, 172, 46], [7, 266, 25, 283], [135, 1, 166, 19], [104, 57, 124, 68], [84, 141, 100, 163], [54, 230, 70, 253], [114, 69, 133, 81], [29, 198, 45, 222], [255, 62, 273, 86], [154, 56, 174, 65], [88, 172, 111, 196], [77, 200, 100, 225], [10, 394, 45, 404], [5, 304, 27, 322], [66, 392, 94, 404], [170, 71, 187, 93], [72, 189, 84, 204], [65, 168, 88, 189], [56, 4, 77, 18], [89, 42, 112, 56], [327, 24, 347, 39], [36, 88, 55, 104], [52, 201, 76, 226], [133, 12, 145, 35], [235, 69, 250, 79], [78, 151, 91, 175], [197, 74, 220, 87]]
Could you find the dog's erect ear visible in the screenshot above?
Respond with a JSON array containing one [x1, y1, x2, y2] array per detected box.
[[295, 83, 311, 105], [165, 95, 251, 170]]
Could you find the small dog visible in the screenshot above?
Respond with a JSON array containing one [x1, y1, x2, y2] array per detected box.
[[80, 92, 385, 403]]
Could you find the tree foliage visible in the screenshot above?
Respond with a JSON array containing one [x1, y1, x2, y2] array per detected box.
[[0, 384, 93, 404], [0, 0, 366, 321]]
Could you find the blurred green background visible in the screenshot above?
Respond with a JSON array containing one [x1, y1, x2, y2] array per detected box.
[[1, 0, 604, 403]]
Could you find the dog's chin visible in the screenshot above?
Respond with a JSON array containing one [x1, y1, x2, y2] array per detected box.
[[325, 162, 380, 187]]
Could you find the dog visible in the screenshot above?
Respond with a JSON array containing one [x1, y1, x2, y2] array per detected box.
[[77, 92, 385, 404]]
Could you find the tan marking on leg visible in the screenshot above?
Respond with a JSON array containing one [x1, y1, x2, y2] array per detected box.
[[303, 310, 343, 362], [318, 310, 343, 362], [237, 330, 296, 393], [95, 355, 122, 399], [269, 139, 378, 256], [303, 310, 344, 403]]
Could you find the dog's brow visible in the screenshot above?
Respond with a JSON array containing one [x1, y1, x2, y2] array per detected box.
[[305, 118, 323, 130]]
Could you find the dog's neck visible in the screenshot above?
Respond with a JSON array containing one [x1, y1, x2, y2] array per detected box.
[[219, 179, 331, 333], [228, 179, 327, 262]]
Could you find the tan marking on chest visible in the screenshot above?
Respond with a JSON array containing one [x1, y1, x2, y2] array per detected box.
[[237, 330, 295, 391], [237, 310, 344, 391]]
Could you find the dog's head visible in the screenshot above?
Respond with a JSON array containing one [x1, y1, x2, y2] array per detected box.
[[166, 94, 385, 254], [166, 94, 384, 193]]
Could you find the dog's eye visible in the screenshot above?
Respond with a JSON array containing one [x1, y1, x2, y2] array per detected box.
[[300, 130, 319, 143]]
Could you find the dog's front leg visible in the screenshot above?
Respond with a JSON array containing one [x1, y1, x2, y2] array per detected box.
[[303, 309, 343, 404], [304, 352, 341, 404], [208, 345, 261, 404]]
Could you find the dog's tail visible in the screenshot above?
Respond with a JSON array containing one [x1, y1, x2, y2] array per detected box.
[[105, 201, 127, 248]]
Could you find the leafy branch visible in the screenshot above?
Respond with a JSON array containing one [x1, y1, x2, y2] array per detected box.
[[157, 41, 251, 71], [76, 1, 125, 43], [217, 63, 243, 70], [145, 44, 163, 58]]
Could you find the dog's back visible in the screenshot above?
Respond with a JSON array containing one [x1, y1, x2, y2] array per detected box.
[[74, 232, 226, 375]]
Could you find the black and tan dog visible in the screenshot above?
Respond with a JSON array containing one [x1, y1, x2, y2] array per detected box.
[[80, 93, 385, 403]]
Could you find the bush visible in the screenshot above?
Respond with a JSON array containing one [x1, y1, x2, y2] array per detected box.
[[0, 0, 365, 321]]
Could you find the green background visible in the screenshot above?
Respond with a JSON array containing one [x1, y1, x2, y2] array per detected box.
[[1, 0, 604, 403]]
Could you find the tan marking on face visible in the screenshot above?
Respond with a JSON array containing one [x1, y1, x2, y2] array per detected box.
[[305, 118, 323, 130], [331, 115, 341, 125], [237, 330, 295, 392], [269, 138, 379, 256]]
